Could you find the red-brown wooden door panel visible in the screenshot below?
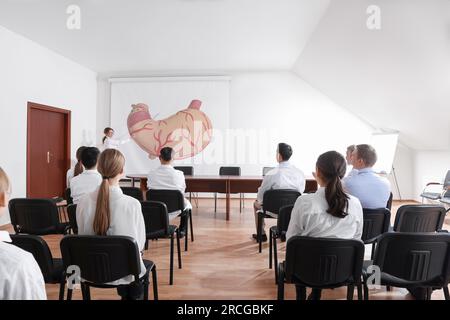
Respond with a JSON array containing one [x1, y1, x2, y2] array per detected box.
[[27, 102, 71, 198]]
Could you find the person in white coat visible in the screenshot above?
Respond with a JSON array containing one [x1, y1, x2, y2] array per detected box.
[[76, 149, 147, 300], [70, 147, 102, 204], [102, 127, 129, 150], [286, 151, 363, 300], [253, 143, 305, 242], [0, 167, 47, 300]]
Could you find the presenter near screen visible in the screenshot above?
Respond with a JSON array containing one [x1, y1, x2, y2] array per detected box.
[[102, 127, 129, 150]]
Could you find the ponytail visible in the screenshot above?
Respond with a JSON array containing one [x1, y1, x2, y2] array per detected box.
[[316, 151, 349, 219], [73, 146, 87, 178], [93, 178, 111, 235], [324, 175, 349, 218], [93, 149, 125, 236], [102, 136, 107, 144]]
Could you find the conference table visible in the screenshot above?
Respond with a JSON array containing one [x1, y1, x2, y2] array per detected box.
[[127, 174, 318, 220]]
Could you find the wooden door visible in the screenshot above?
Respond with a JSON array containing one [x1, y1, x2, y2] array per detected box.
[[27, 102, 71, 198]]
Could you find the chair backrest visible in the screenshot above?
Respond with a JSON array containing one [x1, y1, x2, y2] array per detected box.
[[10, 234, 55, 282], [386, 192, 393, 211], [361, 208, 391, 243], [262, 189, 301, 215], [146, 189, 185, 213], [8, 198, 61, 235], [284, 236, 365, 287], [141, 201, 170, 237], [276, 205, 294, 235], [60, 235, 141, 284], [67, 204, 78, 234], [65, 188, 73, 205], [374, 232, 450, 285], [174, 166, 194, 176], [219, 166, 241, 176], [262, 167, 275, 176], [393, 205, 446, 232], [120, 187, 143, 201]]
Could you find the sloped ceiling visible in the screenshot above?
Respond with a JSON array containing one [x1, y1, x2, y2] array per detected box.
[[293, 0, 450, 150], [0, 0, 330, 73]]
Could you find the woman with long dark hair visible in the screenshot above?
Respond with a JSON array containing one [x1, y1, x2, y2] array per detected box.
[[66, 146, 87, 187]]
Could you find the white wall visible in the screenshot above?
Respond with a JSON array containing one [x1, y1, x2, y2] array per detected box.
[[388, 143, 414, 200], [0, 25, 97, 225], [414, 151, 450, 201]]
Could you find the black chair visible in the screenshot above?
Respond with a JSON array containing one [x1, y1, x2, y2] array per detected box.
[[121, 187, 144, 201], [60, 235, 158, 300], [146, 189, 194, 251], [174, 166, 198, 207], [361, 208, 391, 259], [362, 232, 450, 300], [420, 170, 450, 202], [216, 166, 243, 213], [9, 198, 70, 235], [65, 188, 73, 205], [278, 236, 365, 300], [141, 201, 182, 285], [386, 192, 393, 211], [269, 205, 293, 283], [257, 189, 301, 253], [393, 205, 446, 232], [67, 204, 78, 234], [10, 234, 66, 300]]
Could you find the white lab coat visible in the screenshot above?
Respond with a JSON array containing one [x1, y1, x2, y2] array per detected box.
[[286, 187, 363, 241], [0, 231, 47, 300], [103, 136, 129, 150], [70, 170, 103, 204], [76, 186, 146, 285], [147, 164, 192, 218]]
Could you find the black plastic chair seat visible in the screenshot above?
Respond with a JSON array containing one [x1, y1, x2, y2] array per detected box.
[[146, 225, 178, 239], [269, 226, 286, 241]]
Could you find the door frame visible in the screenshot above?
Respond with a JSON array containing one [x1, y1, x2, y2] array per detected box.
[[26, 102, 71, 197]]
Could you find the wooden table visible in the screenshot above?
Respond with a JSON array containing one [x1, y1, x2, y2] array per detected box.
[[127, 174, 318, 220]]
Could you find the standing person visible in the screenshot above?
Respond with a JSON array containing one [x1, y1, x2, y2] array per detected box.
[[102, 127, 129, 150], [0, 167, 47, 300], [342, 144, 391, 209], [252, 143, 305, 242], [76, 149, 147, 299], [286, 151, 363, 300], [66, 146, 86, 188], [70, 147, 102, 204]]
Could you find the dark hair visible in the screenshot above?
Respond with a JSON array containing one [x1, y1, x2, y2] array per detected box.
[[316, 151, 349, 218], [277, 143, 293, 161], [73, 146, 87, 177], [102, 127, 114, 144], [355, 144, 377, 167], [159, 147, 174, 162], [81, 147, 100, 170]]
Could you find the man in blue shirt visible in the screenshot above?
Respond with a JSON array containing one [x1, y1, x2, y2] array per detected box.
[[343, 144, 391, 209]]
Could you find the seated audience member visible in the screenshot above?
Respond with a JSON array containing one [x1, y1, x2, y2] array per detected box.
[[0, 167, 47, 300], [286, 151, 363, 300], [342, 144, 391, 209], [253, 143, 305, 242], [70, 147, 102, 204], [147, 147, 191, 222], [345, 144, 357, 177], [66, 146, 86, 188], [76, 149, 146, 300]]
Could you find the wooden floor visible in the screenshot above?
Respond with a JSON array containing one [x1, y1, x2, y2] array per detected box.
[[2, 199, 449, 300]]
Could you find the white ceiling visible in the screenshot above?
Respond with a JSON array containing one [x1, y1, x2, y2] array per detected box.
[[0, 0, 330, 73], [294, 0, 450, 150]]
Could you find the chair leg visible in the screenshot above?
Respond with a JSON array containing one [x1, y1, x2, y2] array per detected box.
[[143, 275, 149, 301], [426, 287, 432, 300], [67, 288, 73, 301], [386, 285, 391, 291], [214, 193, 217, 212], [81, 283, 91, 300], [443, 285, 449, 300], [277, 263, 285, 300], [273, 236, 278, 284], [169, 234, 174, 285], [176, 230, 182, 269], [363, 282, 369, 300], [269, 230, 273, 269], [151, 266, 158, 301], [184, 213, 189, 252], [347, 285, 354, 300], [258, 213, 263, 253], [370, 243, 376, 260], [357, 283, 363, 300], [242, 193, 245, 208], [144, 239, 149, 250], [189, 210, 194, 242], [58, 275, 66, 301]]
